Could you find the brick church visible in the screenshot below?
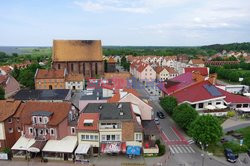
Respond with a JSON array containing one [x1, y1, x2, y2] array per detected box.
[[52, 40, 104, 78]]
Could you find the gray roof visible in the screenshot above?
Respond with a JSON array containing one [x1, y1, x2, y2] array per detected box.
[[80, 89, 110, 100], [32, 111, 53, 117], [83, 102, 133, 120], [14, 89, 71, 101]]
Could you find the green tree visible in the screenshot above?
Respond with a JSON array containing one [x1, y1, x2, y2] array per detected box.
[[0, 86, 5, 100], [159, 96, 178, 115], [172, 103, 198, 131], [104, 59, 108, 72], [11, 65, 20, 79], [188, 115, 223, 145]]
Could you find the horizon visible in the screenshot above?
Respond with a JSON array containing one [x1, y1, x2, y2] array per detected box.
[[1, 0, 250, 46]]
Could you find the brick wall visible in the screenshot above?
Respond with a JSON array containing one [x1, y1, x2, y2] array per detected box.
[[122, 121, 134, 141]]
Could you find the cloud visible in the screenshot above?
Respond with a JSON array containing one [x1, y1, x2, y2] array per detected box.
[[73, 0, 194, 14]]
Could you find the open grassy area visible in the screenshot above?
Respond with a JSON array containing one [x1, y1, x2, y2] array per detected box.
[[207, 143, 224, 157], [236, 127, 250, 149]]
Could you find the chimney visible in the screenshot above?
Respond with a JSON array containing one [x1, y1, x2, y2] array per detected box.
[[192, 71, 204, 82], [208, 73, 217, 85]]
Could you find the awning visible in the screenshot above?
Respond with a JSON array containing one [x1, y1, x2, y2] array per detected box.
[[11, 136, 35, 151], [126, 146, 141, 156], [205, 105, 216, 110], [27, 141, 47, 153], [131, 104, 141, 115], [75, 144, 91, 155], [42, 136, 77, 153], [216, 104, 227, 109]]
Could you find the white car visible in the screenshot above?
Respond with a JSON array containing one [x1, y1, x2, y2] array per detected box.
[[154, 118, 160, 125]]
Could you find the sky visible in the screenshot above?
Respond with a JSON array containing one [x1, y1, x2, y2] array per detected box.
[[0, 0, 250, 46]]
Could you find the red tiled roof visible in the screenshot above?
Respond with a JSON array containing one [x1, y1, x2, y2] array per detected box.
[[35, 69, 65, 79], [184, 67, 209, 76], [107, 88, 139, 103], [157, 72, 195, 95], [0, 100, 21, 121], [171, 81, 225, 103], [0, 66, 12, 74], [137, 63, 148, 73], [190, 59, 204, 64], [20, 101, 72, 125], [77, 113, 99, 131]]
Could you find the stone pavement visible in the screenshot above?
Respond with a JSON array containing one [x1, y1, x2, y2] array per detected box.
[[222, 118, 250, 132]]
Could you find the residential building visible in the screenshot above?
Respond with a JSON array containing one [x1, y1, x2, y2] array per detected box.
[[35, 69, 67, 90], [65, 73, 85, 90], [0, 75, 20, 98], [108, 89, 153, 120], [136, 63, 156, 82], [0, 66, 13, 75], [14, 89, 72, 102], [188, 59, 205, 67], [0, 100, 22, 151], [155, 66, 178, 81], [205, 60, 239, 66], [11, 101, 79, 161], [52, 40, 104, 78], [77, 102, 143, 156], [107, 57, 116, 72]]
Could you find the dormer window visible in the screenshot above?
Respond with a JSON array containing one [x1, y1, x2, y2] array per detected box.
[[84, 119, 93, 127]]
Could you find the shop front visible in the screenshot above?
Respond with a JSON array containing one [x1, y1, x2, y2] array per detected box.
[[101, 142, 126, 154], [11, 136, 36, 159], [74, 144, 91, 162], [42, 136, 77, 161], [126, 146, 141, 158]]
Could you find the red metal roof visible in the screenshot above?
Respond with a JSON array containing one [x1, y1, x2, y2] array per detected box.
[[184, 67, 209, 76], [171, 81, 225, 103], [218, 89, 250, 104], [157, 72, 195, 95]]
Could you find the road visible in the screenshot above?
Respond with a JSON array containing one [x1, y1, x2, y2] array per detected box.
[[132, 77, 249, 166]]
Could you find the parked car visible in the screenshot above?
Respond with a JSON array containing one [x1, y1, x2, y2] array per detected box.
[[157, 111, 165, 119], [232, 133, 243, 139], [224, 148, 238, 163], [154, 118, 160, 125]]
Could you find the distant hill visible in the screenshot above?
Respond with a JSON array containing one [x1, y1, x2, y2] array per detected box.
[[201, 42, 250, 52]]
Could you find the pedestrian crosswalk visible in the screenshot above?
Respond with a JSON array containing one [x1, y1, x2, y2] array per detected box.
[[169, 145, 196, 154]]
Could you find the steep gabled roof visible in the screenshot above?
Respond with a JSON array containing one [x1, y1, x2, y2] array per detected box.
[[0, 100, 21, 121], [19, 101, 72, 125], [52, 40, 102, 62]]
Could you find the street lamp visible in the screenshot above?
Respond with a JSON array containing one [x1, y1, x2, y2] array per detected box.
[[199, 142, 207, 166]]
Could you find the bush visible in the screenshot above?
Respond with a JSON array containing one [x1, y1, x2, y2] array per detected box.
[[227, 111, 236, 118], [223, 142, 248, 154], [155, 139, 165, 156]]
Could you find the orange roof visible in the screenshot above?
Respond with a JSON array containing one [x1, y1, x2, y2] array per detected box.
[[190, 59, 204, 64], [19, 101, 72, 126], [52, 40, 102, 62], [0, 100, 21, 121], [35, 69, 65, 79], [66, 73, 84, 81], [107, 57, 116, 63], [155, 66, 177, 74], [104, 72, 131, 79], [77, 113, 99, 131], [0, 66, 12, 74]]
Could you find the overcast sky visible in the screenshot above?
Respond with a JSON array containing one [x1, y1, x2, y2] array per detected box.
[[0, 0, 250, 46]]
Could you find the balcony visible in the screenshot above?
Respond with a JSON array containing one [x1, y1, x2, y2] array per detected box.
[[32, 123, 48, 128], [35, 135, 50, 141]]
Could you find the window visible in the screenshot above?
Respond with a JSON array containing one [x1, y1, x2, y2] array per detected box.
[[17, 127, 21, 132], [111, 135, 115, 141], [198, 103, 204, 109], [81, 135, 86, 140], [8, 118, 12, 123], [32, 116, 37, 124], [236, 104, 242, 108], [243, 104, 248, 108], [101, 135, 105, 141], [58, 64, 61, 69], [81, 134, 98, 141], [39, 117, 43, 123], [43, 117, 48, 124], [50, 128, 55, 135], [208, 102, 212, 105], [216, 102, 221, 105], [71, 64, 74, 71], [29, 127, 33, 134], [135, 133, 142, 141], [71, 127, 75, 134], [40, 130, 44, 135], [8, 128, 13, 133]]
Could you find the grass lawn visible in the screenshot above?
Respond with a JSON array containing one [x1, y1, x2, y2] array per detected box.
[[236, 126, 250, 148], [207, 143, 224, 157]]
